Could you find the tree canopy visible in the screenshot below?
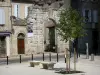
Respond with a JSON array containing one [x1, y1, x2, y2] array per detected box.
[[56, 7, 86, 42]]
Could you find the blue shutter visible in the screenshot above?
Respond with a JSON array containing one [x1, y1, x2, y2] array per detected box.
[[88, 10, 92, 22], [2, 9, 5, 24], [82, 9, 85, 22], [93, 10, 98, 23], [0, 9, 2, 24], [0, 8, 5, 25]]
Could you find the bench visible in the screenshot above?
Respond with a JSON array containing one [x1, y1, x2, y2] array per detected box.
[[30, 61, 41, 67], [41, 62, 56, 69]]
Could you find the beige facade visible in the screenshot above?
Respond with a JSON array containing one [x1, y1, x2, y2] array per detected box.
[[0, 0, 71, 57], [11, 2, 32, 55], [0, 0, 11, 57]]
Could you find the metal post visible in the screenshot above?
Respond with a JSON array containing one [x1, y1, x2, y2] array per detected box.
[[20, 55, 21, 63], [74, 48, 76, 71], [43, 53, 44, 61], [65, 54, 66, 63], [79, 50, 80, 57], [91, 54, 94, 61], [7, 56, 8, 65], [32, 54, 33, 61], [49, 53, 51, 61], [86, 43, 89, 59], [57, 53, 58, 62]]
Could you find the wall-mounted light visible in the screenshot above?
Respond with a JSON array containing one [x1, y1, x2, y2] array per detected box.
[[59, 1, 64, 7], [47, 0, 52, 5]]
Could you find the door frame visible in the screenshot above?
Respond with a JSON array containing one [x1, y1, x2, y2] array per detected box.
[[17, 33, 25, 54]]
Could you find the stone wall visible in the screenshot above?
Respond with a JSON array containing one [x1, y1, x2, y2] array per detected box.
[[27, 2, 70, 53]]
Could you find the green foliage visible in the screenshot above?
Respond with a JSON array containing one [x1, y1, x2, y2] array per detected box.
[[56, 7, 86, 42]]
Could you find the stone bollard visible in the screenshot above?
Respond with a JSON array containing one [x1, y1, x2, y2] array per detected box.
[[91, 54, 94, 61]]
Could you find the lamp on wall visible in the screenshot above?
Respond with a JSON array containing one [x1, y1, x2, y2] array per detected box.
[[47, 0, 52, 5], [59, 1, 64, 7], [34, 0, 39, 5], [38, 1, 44, 6]]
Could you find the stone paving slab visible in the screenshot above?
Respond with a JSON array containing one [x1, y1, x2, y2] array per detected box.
[[0, 55, 100, 75]]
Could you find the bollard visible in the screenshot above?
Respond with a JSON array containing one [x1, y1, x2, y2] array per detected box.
[[65, 54, 66, 63], [86, 43, 89, 59], [49, 53, 51, 61], [20, 55, 21, 63], [91, 54, 94, 61], [57, 53, 58, 62], [79, 52, 80, 57], [43, 53, 44, 61], [32, 54, 33, 61], [7, 56, 8, 65]]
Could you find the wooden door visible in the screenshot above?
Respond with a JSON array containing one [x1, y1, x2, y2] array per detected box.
[[18, 39, 25, 54]]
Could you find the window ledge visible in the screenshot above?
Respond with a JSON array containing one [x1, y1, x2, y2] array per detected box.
[[0, 24, 5, 26]]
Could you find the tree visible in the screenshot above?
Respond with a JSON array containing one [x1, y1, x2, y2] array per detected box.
[[56, 7, 86, 72], [57, 7, 85, 42]]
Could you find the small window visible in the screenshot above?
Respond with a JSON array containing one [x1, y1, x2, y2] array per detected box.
[[0, 8, 5, 25], [82, 9, 91, 22], [91, 0, 97, 1], [81, 0, 85, 1], [93, 10, 98, 23], [14, 4, 20, 17], [85, 10, 89, 22], [0, 0, 5, 2]]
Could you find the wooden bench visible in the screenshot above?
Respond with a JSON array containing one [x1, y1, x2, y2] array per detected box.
[[41, 62, 56, 69], [30, 61, 41, 67]]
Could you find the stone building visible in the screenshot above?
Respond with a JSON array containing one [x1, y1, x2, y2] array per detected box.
[[0, 0, 32, 57], [0, 0, 12, 57], [24, 0, 70, 54], [71, 0, 100, 55], [11, 0, 32, 56], [11, 0, 70, 56], [0, 0, 70, 57], [0, 0, 99, 57]]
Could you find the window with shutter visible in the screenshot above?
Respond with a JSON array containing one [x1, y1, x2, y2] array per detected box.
[[25, 6, 28, 18], [91, 0, 98, 2], [0, 0, 5, 2], [82, 9, 92, 23], [14, 4, 19, 17], [85, 10, 89, 22], [81, 0, 85, 1], [0, 8, 5, 25], [88, 10, 92, 22], [82, 9, 85, 22], [93, 10, 98, 23]]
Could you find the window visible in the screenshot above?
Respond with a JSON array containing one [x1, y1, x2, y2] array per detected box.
[[93, 10, 98, 23], [14, 4, 19, 17], [91, 0, 98, 2], [81, 0, 85, 1], [25, 6, 28, 18], [0, 0, 5, 2], [82, 9, 91, 22], [0, 8, 5, 25], [85, 10, 89, 22]]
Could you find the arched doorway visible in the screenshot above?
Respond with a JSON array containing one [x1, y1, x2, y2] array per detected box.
[[17, 33, 25, 54], [44, 18, 57, 52]]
